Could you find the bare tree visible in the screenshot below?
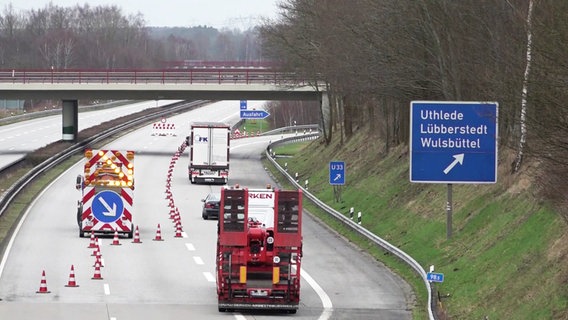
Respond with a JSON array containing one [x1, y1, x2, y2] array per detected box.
[[512, 0, 535, 173]]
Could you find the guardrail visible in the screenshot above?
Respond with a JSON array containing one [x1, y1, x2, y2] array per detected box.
[[0, 100, 207, 219], [265, 135, 436, 320], [262, 124, 320, 136], [0, 69, 312, 86]]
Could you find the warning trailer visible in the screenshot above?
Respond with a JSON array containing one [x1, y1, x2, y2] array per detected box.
[[76, 149, 135, 238]]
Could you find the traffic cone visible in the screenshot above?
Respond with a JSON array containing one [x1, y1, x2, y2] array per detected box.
[[92, 262, 103, 280], [153, 224, 164, 241], [174, 208, 182, 224], [169, 208, 176, 220], [132, 225, 142, 243], [175, 222, 183, 238], [91, 244, 100, 256], [36, 270, 51, 293], [65, 265, 79, 287], [110, 230, 121, 246], [93, 250, 104, 267], [88, 233, 97, 248]]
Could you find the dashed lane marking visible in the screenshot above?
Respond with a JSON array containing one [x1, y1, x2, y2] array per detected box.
[[203, 272, 215, 282], [193, 256, 204, 265]]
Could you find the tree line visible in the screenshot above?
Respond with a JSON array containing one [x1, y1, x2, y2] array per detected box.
[[0, 3, 265, 69], [259, 0, 568, 217]]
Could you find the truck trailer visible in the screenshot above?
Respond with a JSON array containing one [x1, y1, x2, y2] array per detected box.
[[216, 185, 303, 313], [188, 122, 230, 184], [75, 149, 135, 238]]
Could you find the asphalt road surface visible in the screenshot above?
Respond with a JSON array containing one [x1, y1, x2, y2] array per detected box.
[[0, 101, 413, 319], [0, 100, 180, 170]]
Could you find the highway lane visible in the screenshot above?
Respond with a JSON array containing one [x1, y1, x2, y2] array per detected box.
[[0, 101, 413, 319], [0, 100, 180, 170]]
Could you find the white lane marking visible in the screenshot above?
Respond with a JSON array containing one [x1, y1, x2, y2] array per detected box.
[[0, 162, 84, 279], [302, 268, 334, 320], [193, 256, 204, 265], [182, 232, 188, 238], [203, 272, 215, 282], [185, 243, 195, 251], [104, 283, 111, 295], [110, 317, 117, 320], [234, 315, 247, 320]]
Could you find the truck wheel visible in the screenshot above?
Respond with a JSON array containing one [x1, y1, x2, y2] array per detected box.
[[127, 224, 134, 239], [76, 202, 83, 228]]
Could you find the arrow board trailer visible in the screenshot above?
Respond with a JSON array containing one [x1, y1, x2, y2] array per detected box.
[[188, 122, 230, 184], [76, 149, 135, 238], [410, 101, 498, 184]]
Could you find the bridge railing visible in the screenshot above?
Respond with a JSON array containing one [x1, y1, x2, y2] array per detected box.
[[0, 69, 312, 86]]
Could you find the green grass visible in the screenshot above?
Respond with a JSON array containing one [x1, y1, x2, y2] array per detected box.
[[264, 128, 568, 320], [0, 156, 82, 249], [238, 119, 270, 134]]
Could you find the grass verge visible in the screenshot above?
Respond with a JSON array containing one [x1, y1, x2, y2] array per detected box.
[[263, 128, 568, 320]]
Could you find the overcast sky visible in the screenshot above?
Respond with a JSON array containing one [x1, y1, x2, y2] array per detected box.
[[2, 0, 282, 29]]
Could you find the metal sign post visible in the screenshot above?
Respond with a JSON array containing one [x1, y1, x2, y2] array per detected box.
[[446, 184, 452, 239]]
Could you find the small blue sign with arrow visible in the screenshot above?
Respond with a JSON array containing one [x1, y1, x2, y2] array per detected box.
[[240, 100, 247, 110], [92, 190, 124, 223], [240, 110, 270, 119], [329, 161, 345, 185]]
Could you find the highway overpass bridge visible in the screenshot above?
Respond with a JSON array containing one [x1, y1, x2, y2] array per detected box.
[[0, 68, 329, 140]]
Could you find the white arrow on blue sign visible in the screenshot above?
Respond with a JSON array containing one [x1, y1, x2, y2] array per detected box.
[[240, 110, 270, 119], [240, 100, 247, 110], [92, 190, 124, 223], [426, 272, 444, 283], [410, 101, 498, 184], [329, 161, 345, 185]]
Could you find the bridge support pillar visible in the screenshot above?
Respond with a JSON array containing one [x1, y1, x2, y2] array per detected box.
[[62, 99, 78, 141]]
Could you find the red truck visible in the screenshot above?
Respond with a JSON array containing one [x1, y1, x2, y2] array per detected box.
[[216, 185, 303, 313]]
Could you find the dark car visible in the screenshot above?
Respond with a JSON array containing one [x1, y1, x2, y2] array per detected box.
[[201, 193, 221, 220]]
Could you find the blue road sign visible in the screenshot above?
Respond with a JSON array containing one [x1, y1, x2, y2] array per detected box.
[[410, 101, 498, 184], [92, 190, 124, 223], [240, 110, 270, 119], [240, 100, 247, 110], [329, 161, 345, 185], [427, 272, 444, 283]]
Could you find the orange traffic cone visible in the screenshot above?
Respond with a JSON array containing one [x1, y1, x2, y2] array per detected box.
[[88, 233, 97, 248], [111, 230, 121, 246], [132, 225, 142, 243], [36, 270, 51, 293], [65, 265, 79, 287], [153, 224, 164, 241], [92, 262, 103, 280]]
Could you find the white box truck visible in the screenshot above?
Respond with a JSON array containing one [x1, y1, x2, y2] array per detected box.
[[188, 122, 230, 184]]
